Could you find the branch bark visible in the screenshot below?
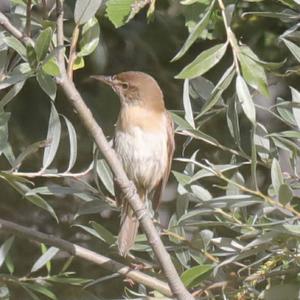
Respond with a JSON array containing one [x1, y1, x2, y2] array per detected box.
[[0, 3, 194, 298], [0, 218, 172, 297]]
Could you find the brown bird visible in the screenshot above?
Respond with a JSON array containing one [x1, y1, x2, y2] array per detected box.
[[91, 71, 175, 256]]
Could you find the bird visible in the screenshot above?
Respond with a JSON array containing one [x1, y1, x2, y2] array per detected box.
[[91, 71, 175, 256]]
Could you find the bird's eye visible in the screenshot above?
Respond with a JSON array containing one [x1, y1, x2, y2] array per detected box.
[[121, 82, 129, 90]]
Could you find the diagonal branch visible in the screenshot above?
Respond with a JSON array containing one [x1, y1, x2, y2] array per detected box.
[[0, 217, 172, 297]]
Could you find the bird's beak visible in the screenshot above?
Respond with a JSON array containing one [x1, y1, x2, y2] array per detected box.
[[90, 75, 116, 87]]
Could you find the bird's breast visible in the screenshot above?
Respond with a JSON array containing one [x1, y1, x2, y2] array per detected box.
[[114, 109, 168, 191]]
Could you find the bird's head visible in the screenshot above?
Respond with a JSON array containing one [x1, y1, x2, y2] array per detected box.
[[91, 71, 165, 111]]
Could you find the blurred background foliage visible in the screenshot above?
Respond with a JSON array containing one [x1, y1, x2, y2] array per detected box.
[[0, 0, 300, 299]]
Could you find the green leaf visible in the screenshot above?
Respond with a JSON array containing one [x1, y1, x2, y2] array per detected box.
[[0, 112, 10, 153], [78, 17, 100, 57], [61, 116, 77, 172], [290, 87, 300, 129], [199, 64, 235, 116], [181, 264, 213, 287], [96, 159, 114, 195], [26, 45, 38, 70], [278, 183, 293, 205], [90, 221, 116, 245], [236, 75, 256, 125], [183, 79, 195, 128], [36, 69, 57, 100], [31, 247, 59, 273], [105, 0, 135, 28], [282, 38, 300, 62], [42, 103, 61, 170], [0, 73, 31, 90], [238, 45, 269, 97], [74, 0, 103, 25], [0, 174, 58, 221], [42, 57, 60, 77], [172, 0, 215, 61], [0, 236, 14, 268], [23, 283, 57, 300], [175, 43, 228, 79], [172, 171, 191, 186], [73, 56, 85, 70], [271, 158, 284, 194], [2, 36, 27, 60], [0, 80, 25, 109], [35, 27, 52, 61], [171, 112, 194, 130]]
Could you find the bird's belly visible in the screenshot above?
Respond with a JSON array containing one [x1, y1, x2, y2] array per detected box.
[[114, 127, 168, 191]]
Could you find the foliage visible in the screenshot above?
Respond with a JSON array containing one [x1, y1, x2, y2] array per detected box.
[[0, 0, 300, 299]]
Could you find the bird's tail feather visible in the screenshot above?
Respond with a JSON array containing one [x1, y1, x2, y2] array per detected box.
[[118, 202, 139, 256]]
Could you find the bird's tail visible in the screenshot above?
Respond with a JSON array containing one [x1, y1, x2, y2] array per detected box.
[[118, 201, 140, 256]]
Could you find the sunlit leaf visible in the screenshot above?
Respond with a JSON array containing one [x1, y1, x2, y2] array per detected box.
[[282, 38, 300, 62], [238, 45, 269, 97], [183, 79, 195, 128], [175, 43, 228, 79], [42, 103, 61, 170], [78, 17, 100, 57], [105, 0, 134, 28], [236, 75, 256, 125], [271, 158, 284, 194], [31, 247, 59, 273], [74, 0, 102, 25], [61, 116, 77, 172]]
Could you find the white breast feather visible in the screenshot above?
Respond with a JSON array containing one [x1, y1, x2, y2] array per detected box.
[[115, 126, 168, 191]]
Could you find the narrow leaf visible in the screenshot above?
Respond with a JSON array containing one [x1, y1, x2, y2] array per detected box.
[[42, 103, 61, 170], [0, 236, 14, 268], [61, 116, 77, 172], [31, 247, 59, 273], [290, 87, 300, 129], [236, 75, 256, 125], [172, 0, 215, 61], [175, 43, 228, 79], [183, 79, 195, 128], [271, 158, 284, 194]]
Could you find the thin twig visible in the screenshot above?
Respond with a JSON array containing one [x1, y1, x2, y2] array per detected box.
[[67, 24, 80, 79], [0, 218, 172, 297], [0, 12, 33, 46], [217, 0, 240, 74], [199, 160, 300, 218], [25, 0, 32, 37]]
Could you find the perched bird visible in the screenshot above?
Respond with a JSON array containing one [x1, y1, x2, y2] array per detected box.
[[91, 71, 175, 256]]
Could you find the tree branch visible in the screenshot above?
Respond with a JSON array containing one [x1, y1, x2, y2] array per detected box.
[[0, 217, 172, 297], [0, 4, 194, 298], [25, 0, 32, 37], [67, 24, 80, 79], [0, 11, 33, 46]]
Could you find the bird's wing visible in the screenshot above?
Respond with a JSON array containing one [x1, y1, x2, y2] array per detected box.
[[152, 111, 175, 210]]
